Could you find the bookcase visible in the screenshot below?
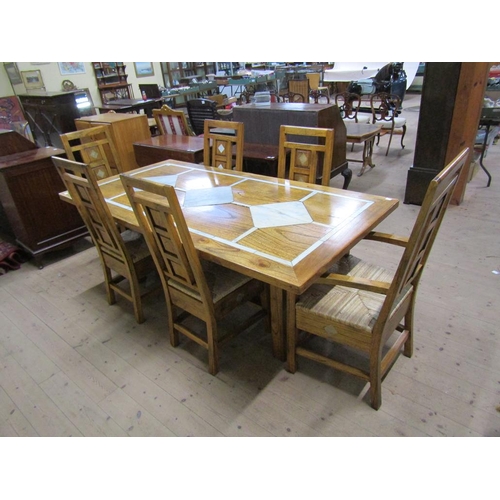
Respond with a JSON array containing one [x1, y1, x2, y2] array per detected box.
[[93, 62, 132, 103], [161, 63, 215, 87]]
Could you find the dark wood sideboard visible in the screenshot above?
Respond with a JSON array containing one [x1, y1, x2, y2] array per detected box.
[[233, 102, 351, 188], [18, 91, 90, 149], [0, 130, 88, 268]]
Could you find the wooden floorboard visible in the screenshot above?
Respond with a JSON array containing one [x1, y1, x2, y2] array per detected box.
[[1, 93, 500, 438]]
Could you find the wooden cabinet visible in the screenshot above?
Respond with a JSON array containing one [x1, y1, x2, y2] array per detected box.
[[18, 91, 93, 149], [93, 62, 132, 103], [161, 62, 216, 87], [75, 113, 151, 172], [0, 130, 87, 267], [233, 102, 350, 187]]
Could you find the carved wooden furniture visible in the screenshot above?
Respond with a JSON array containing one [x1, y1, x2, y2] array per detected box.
[[233, 102, 351, 188], [0, 130, 87, 267], [54, 157, 157, 324], [335, 92, 362, 123], [186, 98, 218, 135], [153, 105, 195, 136], [286, 148, 468, 410], [59, 125, 120, 179], [277, 125, 334, 185], [120, 173, 267, 375], [370, 92, 407, 155], [203, 119, 244, 171], [75, 113, 150, 173], [18, 91, 93, 149], [345, 122, 383, 177], [278, 92, 305, 103], [59, 160, 398, 360]]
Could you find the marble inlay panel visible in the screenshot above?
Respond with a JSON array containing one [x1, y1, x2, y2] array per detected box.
[[250, 201, 312, 228]]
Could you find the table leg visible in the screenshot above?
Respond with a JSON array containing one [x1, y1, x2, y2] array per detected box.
[[270, 285, 286, 360], [357, 137, 376, 177]]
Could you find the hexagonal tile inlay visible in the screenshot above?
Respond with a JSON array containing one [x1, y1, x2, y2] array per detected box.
[[250, 201, 312, 228]]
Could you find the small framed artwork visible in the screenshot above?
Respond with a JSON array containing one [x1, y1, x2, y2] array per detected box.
[[134, 62, 154, 78], [58, 62, 86, 75], [21, 69, 45, 90], [3, 62, 22, 85]]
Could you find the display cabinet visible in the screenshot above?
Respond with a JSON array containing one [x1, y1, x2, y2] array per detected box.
[[161, 63, 216, 87], [93, 62, 132, 103], [18, 90, 95, 149]]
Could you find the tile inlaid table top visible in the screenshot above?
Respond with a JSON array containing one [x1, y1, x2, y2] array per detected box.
[[61, 159, 398, 295]]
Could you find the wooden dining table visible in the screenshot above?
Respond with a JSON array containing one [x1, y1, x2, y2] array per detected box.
[[60, 160, 398, 359]]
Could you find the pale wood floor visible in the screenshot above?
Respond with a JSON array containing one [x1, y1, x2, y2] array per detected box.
[[1, 93, 499, 437]]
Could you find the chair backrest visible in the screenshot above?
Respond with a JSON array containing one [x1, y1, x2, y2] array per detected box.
[[59, 125, 120, 179], [306, 73, 321, 91], [186, 98, 218, 135], [370, 92, 401, 125], [335, 92, 361, 121], [120, 173, 214, 313], [278, 91, 305, 103], [53, 156, 133, 272], [277, 125, 334, 186], [288, 79, 310, 100], [203, 119, 244, 171], [153, 104, 194, 136], [377, 148, 469, 335], [139, 83, 162, 99], [237, 90, 254, 105]]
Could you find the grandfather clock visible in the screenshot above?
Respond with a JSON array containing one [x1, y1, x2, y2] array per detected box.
[[404, 62, 490, 205]]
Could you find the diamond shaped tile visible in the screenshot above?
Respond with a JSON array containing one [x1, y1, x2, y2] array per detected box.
[[250, 201, 312, 228]]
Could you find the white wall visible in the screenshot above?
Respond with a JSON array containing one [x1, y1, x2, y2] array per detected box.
[[1, 62, 165, 107]]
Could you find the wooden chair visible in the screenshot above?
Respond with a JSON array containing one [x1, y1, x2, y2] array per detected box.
[[186, 98, 218, 135], [278, 91, 305, 103], [277, 125, 334, 186], [203, 119, 244, 171], [288, 79, 310, 101], [120, 173, 268, 375], [334, 92, 362, 123], [286, 148, 469, 409], [306, 73, 330, 103], [60, 125, 121, 179], [153, 104, 195, 136], [52, 156, 157, 324], [370, 92, 407, 155]]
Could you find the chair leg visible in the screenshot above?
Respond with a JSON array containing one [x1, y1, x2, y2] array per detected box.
[[103, 266, 116, 305], [403, 301, 414, 358], [129, 273, 145, 324], [400, 124, 407, 150], [385, 129, 395, 156], [369, 355, 382, 410], [206, 319, 219, 376]]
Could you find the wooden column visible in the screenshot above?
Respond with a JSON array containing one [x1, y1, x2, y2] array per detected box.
[[404, 62, 490, 205]]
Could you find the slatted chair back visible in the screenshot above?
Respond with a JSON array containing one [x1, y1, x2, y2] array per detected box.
[[277, 125, 334, 186], [287, 148, 469, 409], [52, 156, 155, 324], [186, 98, 218, 135], [59, 125, 120, 179], [203, 119, 244, 171], [120, 173, 267, 375], [153, 104, 194, 136]]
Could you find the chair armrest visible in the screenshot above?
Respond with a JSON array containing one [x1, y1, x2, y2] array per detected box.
[[364, 231, 409, 247], [316, 273, 390, 294]]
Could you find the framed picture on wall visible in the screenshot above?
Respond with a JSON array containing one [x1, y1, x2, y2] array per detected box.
[[58, 62, 86, 75], [3, 62, 22, 85], [134, 62, 154, 78], [21, 70, 45, 90]]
